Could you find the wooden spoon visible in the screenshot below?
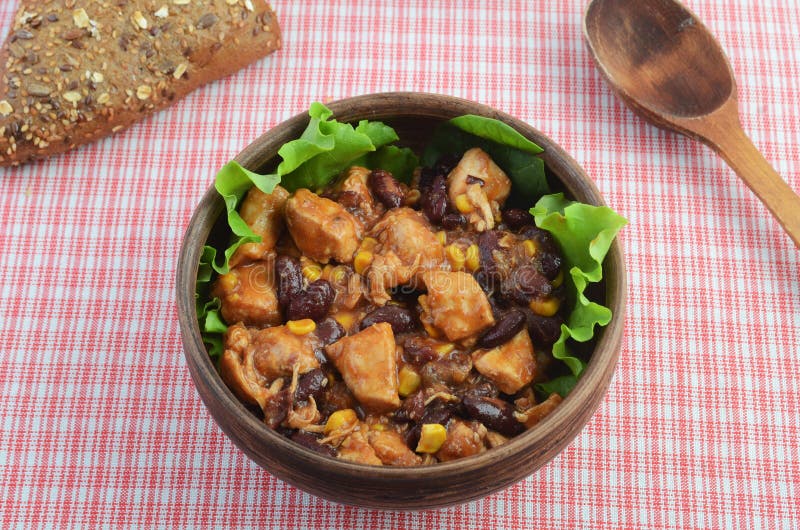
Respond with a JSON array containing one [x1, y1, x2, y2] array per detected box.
[[584, 0, 800, 248]]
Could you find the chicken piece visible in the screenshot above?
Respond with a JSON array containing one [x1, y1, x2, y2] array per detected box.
[[217, 324, 272, 410], [447, 148, 511, 231], [230, 185, 290, 268], [366, 208, 445, 303], [419, 271, 495, 342], [514, 392, 563, 428], [436, 420, 487, 462], [367, 429, 422, 466], [336, 166, 385, 229], [471, 329, 536, 394], [324, 323, 401, 412], [285, 188, 363, 264], [337, 429, 383, 465], [212, 258, 281, 328]]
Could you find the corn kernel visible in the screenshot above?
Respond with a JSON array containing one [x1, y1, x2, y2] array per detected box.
[[465, 244, 480, 271], [423, 321, 441, 339], [433, 342, 455, 356], [436, 230, 447, 245], [370, 423, 386, 431], [324, 409, 358, 434], [522, 239, 538, 258], [445, 244, 466, 271], [302, 264, 322, 282], [286, 319, 316, 335], [529, 296, 561, 317], [360, 237, 378, 252], [454, 194, 473, 214], [398, 365, 422, 397], [354, 251, 373, 275], [330, 265, 348, 284], [415, 423, 447, 453], [551, 270, 564, 288], [333, 312, 356, 330]]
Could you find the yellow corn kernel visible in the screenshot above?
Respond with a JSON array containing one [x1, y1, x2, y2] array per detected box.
[[422, 321, 441, 339], [333, 311, 356, 330], [370, 423, 386, 432], [330, 265, 348, 284], [433, 342, 455, 356], [445, 244, 466, 271], [522, 239, 538, 258], [415, 423, 447, 453], [353, 250, 373, 275], [465, 244, 480, 271], [529, 296, 560, 317], [436, 230, 447, 246], [324, 409, 358, 434], [454, 194, 473, 214], [360, 237, 378, 252], [302, 264, 322, 282], [286, 319, 316, 335], [398, 365, 422, 397], [551, 270, 564, 288]]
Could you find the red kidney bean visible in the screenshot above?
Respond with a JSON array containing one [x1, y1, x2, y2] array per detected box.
[[441, 212, 467, 230], [360, 305, 417, 334], [524, 309, 563, 347], [477, 309, 526, 349], [503, 265, 551, 305], [368, 169, 405, 209], [421, 174, 448, 224], [502, 208, 535, 230], [290, 430, 337, 458], [402, 336, 438, 365], [393, 390, 425, 424], [461, 395, 524, 436], [262, 389, 291, 429], [477, 230, 503, 285], [275, 255, 303, 308], [316, 317, 345, 345], [294, 368, 328, 404], [538, 252, 562, 280], [405, 397, 456, 448], [286, 279, 335, 321]]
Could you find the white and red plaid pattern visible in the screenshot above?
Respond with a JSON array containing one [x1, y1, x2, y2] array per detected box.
[[1, 1, 798, 528]]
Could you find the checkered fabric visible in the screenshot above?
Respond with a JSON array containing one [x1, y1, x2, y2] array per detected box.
[[1, 1, 798, 528]]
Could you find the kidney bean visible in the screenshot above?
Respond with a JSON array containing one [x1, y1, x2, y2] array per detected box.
[[461, 395, 524, 436], [275, 255, 303, 308], [421, 174, 448, 224], [524, 310, 563, 347], [316, 317, 345, 345], [477, 309, 526, 349], [294, 368, 328, 404], [477, 230, 502, 283], [502, 208, 535, 230], [402, 336, 438, 365], [417, 166, 436, 192], [405, 397, 456, 448], [538, 252, 562, 280], [393, 391, 425, 423], [503, 265, 551, 305], [286, 279, 335, 321], [368, 169, 405, 208], [290, 430, 337, 458], [441, 212, 467, 230], [360, 305, 417, 334], [262, 389, 291, 429]]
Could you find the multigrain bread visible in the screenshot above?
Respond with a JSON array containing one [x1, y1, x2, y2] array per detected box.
[[0, 0, 280, 166]]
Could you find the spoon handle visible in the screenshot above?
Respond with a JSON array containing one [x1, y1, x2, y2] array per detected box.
[[703, 119, 800, 248]]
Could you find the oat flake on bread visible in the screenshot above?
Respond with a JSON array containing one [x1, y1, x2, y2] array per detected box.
[[0, 0, 280, 166]]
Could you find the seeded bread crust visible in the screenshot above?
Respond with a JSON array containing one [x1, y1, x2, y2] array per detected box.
[[0, 0, 281, 166]]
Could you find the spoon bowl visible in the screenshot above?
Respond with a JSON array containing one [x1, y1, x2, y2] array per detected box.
[[584, 0, 800, 247]]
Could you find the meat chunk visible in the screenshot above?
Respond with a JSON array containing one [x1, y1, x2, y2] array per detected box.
[[367, 429, 422, 466], [336, 166, 385, 229], [436, 420, 487, 462], [515, 392, 563, 428], [324, 323, 401, 412], [222, 323, 320, 383], [212, 259, 281, 328], [447, 148, 511, 231], [337, 429, 383, 465], [230, 185, 290, 267], [366, 208, 445, 303], [418, 271, 495, 342], [471, 329, 536, 394], [217, 324, 272, 410], [285, 188, 363, 264]]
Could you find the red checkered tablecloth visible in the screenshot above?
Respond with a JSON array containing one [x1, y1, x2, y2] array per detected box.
[[1, 1, 798, 528]]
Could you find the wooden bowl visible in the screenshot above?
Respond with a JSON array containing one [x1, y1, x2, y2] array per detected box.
[[176, 92, 626, 510]]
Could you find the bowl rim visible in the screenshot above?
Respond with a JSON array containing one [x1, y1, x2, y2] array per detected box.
[[177, 91, 626, 500]]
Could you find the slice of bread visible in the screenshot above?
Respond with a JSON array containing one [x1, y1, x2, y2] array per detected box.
[[0, 0, 280, 166]]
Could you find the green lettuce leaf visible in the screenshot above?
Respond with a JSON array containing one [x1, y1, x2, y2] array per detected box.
[[532, 193, 627, 377], [449, 114, 543, 154]]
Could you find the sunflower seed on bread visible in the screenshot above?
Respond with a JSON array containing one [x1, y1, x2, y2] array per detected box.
[[0, 0, 281, 167]]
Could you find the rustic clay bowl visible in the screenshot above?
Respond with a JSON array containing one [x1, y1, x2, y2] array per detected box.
[[176, 92, 626, 510]]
